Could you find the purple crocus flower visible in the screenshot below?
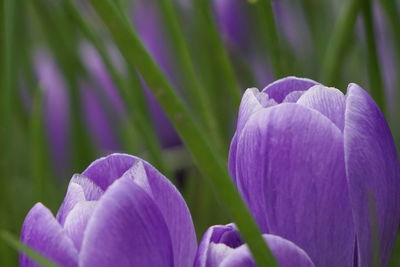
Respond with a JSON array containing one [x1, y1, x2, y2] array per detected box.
[[229, 77, 400, 266], [195, 224, 315, 267], [20, 153, 197, 266]]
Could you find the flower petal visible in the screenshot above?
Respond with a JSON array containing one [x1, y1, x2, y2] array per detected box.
[[122, 160, 197, 267], [344, 83, 400, 266], [20, 203, 78, 267], [261, 76, 318, 103], [56, 174, 102, 225], [235, 103, 355, 267], [229, 88, 276, 183], [79, 176, 174, 267], [63, 201, 96, 251], [297, 85, 345, 131], [282, 90, 305, 102], [81, 153, 136, 190], [195, 224, 243, 267], [219, 234, 315, 267]]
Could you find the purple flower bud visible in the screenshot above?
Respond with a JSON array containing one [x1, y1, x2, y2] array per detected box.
[[20, 154, 197, 267], [229, 77, 400, 266], [195, 224, 315, 267]]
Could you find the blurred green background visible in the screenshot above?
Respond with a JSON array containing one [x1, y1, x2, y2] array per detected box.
[[1, 0, 400, 265]]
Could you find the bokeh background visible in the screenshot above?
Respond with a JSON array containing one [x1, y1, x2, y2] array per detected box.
[[1, 0, 399, 265]]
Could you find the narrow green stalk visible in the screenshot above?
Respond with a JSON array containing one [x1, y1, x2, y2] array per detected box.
[[321, 0, 362, 86], [194, 0, 241, 108], [64, 0, 170, 176], [157, 0, 225, 153], [362, 0, 385, 110], [1, 0, 17, 264], [192, 0, 241, 141], [249, 0, 284, 78], [89, 0, 278, 265], [1, 231, 59, 267]]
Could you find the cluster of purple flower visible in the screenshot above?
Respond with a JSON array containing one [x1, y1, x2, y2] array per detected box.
[[21, 77, 400, 267]]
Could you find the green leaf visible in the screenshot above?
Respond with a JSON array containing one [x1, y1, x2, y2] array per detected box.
[[89, 0, 278, 265], [1, 231, 60, 267], [1, 0, 17, 264]]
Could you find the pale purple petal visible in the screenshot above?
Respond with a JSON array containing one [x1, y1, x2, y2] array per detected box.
[[282, 90, 305, 103], [344, 83, 400, 266], [63, 201, 96, 251], [56, 174, 102, 225], [195, 224, 242, 267], [297, 85, 345, 130], [20, 203, 78, 267], [56, 182, 85, 226], [69, 174, 103, 201], [81, 153, 137, 190], [80, 176, 174, 267], [229, 88, 276, 183], [235, 103, 355, 266], [219, 234, 315, 267], [262, 76, 318, 103], [122, 160, 197, 267], [206, 243, 234, 267]]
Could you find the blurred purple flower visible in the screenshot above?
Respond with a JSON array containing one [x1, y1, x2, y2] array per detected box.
[[229, 77, 400, 266], [195, 224, 315, 267], [20, 153, 197, 267]]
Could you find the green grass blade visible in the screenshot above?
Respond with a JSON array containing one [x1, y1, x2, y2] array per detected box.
[[249, 0, 284, 78], [1, 0, 17, 264], [321, 0, 362, 86], [1, 231, 60, 267], [362, 0, 385, 110], [157, 0, 225, 152], [89, 0, 278, 265]]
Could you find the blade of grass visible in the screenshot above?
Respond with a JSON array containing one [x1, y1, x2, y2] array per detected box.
[[89, 0, 278, 265], [248, 0, 284, 78], [156, 0, 225, 153], [1, 231, 60, 267], [321, 0, 362, 86], [64, 0, 170, 176], [1, 0, 17, 264], [362, 0, 385, 110]]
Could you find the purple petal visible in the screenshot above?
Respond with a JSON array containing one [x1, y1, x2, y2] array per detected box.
[[282, 90, 305, 103], [262, 76, 318, 103], [122, 160, 197, 267], [81, 153, 137, 190], [297, 85, 345, 130], [228, 88, 276, 183], [34, 51, 70, 171], [56, 174, 102, 225], [219, 234, 315, 267], [79, 176, 174, 267], [195, 224, 243, 267], [20, 203, 78, 267], [344, 83, 400, 266], [63, 201, 96, 251], [69, 174, 104, 201], [235, 103, 355, 266]]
